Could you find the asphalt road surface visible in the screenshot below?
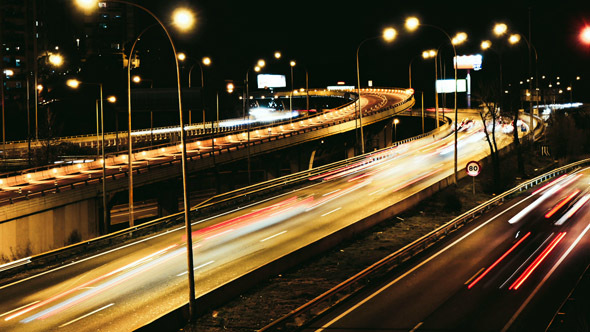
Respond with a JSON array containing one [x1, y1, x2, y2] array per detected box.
[[306, 168, 590, 332], [0, 107, 520, 331]]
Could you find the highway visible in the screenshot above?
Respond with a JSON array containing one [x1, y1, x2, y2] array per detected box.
[[306, 168, 590, 332], [0, 89, 400, 208], [0, 105, 520, 331]]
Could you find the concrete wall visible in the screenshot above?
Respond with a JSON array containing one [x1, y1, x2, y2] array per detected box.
[[0, 199, 99, 262]]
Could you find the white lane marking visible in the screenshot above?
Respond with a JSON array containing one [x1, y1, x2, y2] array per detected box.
[[260, 231, 287, 242], [176, 260, 215, 277], [321, 207, 342, 217], [502, 222, 590, 332], [314, 195, 531, 332], [369, 188, 384, 196], [499, 233, 554, 289], [58, 303, 114, 328], [0, 301, 40, 318], [322, 189, 341, 197], [410, 321, 423, 332]]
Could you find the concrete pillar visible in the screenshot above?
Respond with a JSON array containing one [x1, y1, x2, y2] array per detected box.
[[385, 120, 393, 147]]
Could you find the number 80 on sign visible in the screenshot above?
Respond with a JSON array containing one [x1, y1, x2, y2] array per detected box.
[[466, 161, 481, 177]]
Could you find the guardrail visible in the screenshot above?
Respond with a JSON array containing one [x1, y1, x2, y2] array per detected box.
[[0, 89, 412, 207], [1, 90, 358, 153], [258, 158, 590, 331], [0, 92, 429, 278]]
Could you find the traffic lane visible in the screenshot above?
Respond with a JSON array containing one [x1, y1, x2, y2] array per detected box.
[[508, 208, 590, 331], [304, 189, 534, 331], [305, 174, 585, 331], [417, 202, 590, 331], [0, 116, 492, 330]]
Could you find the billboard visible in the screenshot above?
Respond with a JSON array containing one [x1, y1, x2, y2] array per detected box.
[[257, 74, 286, 89], [454, 54, 483, 70], [436, 79, 467, 93]]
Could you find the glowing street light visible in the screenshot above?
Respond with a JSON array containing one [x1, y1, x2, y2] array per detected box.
[[75, 0, 199, 317], [405, 16, 465, 185], [383, 27, 397, 41], [48, 53, 64, 67], [355, 26, 396, 154], [494, 23, 508, 36], [75, 0, 97, 10], [66, 78, 80, 88], [132, 75, 141, 83], [481, 40, 492, 50], [508, 34, 521, 44], [107, 95, 117, 103], [581, 26, 590, 45], [172, 8, 195, 31], [405, 17, 419, 31], [452, 32, 467, 45], [177, 52, 187, 61], [202, 56, 211, 66], [257, 59, 266, 68], [274, 51, 282, 59]]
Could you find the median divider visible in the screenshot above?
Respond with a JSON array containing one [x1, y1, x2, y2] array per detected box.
[[0, 103, 439, 280], [258, 157, 590, 331]]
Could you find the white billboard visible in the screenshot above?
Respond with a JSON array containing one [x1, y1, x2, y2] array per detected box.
[[436, 79, 467, 93], [257, 74, 286, 89], [454, 54, 483, 70]]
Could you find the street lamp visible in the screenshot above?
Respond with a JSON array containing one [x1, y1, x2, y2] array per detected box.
[[75, 0, 198, 318], [132, 75, 156, 144], [580, 26, 590, 45], [355, 26, 396, 155], [290, 60, 295, 118], [178, 54, 211, 125], [406, 16, 467, 185], [67, 78, 108, 235], [244, 59, 265, 184], [393, 118, 400, 141], [422, 49, 439, 128]]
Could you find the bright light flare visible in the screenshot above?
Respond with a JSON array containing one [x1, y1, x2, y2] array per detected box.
[[581, 26, 590, 45], [66, 79, 80, 88], [75, 0, 98, 10], [508, 34, 521, 44], [383, 27, 397, 41], [494, 23, 508, 36], [452, 32, 468, 45], [48, 53, 64, 67], [202, 57, 211, 66], [405, 17, 420, 31], [172, 8, 195, 31]]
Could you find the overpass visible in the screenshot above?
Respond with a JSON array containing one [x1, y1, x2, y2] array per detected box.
[[0, 88, 414, 259], [0, 102, 539, 331]]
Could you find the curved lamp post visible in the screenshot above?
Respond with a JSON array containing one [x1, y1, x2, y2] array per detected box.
[[356, 27, 396, 155], [406, 17, 467, 185], [75, 0, 198, 319]]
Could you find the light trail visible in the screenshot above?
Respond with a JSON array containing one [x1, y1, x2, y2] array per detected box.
[[468, 232, 531, 289], [509, 232, 567, 291]]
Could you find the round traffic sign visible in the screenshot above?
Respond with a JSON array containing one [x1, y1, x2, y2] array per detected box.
[[466, 161, 481, 177]]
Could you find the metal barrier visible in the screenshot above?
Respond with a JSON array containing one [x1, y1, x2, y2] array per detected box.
[[0, 94, 432, 278], [258, 158, 590, 331], [0, 89, 413, 207]]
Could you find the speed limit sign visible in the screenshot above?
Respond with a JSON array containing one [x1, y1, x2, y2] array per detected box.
[[466, 161, 481, 177]]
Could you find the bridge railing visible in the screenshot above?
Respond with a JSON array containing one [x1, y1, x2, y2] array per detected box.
[[0, 90, 421, 277], [0, 89, 413, 206], [258, 158, 590, 331]]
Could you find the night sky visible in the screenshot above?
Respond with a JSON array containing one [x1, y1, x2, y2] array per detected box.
[[37, 0, 590, 138], [141, 0, 590, 100]]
